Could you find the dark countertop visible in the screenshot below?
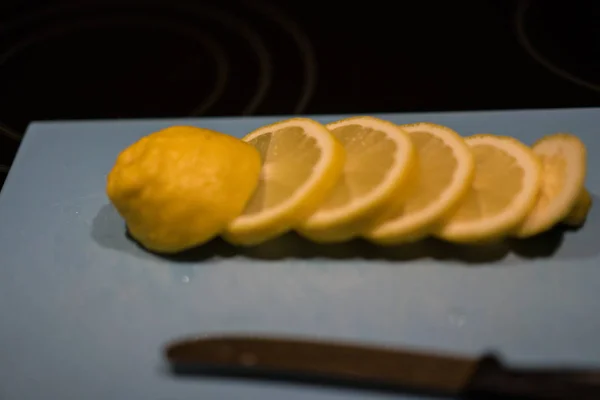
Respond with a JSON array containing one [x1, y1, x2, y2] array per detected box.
[[1, 0, 599, 187]]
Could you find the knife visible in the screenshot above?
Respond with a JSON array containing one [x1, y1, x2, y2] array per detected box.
[[164, 335, 600, 399]]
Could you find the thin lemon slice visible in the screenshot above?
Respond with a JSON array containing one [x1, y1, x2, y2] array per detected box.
[[436, 134, 541, 243], [297, 116, 415, 242], [224, 118, 345, 246], [515, 133, 587, 237], [564, 188, 592, 227], [366, 123, 474, 245]]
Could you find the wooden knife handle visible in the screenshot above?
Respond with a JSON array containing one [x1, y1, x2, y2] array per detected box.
[[465, 355, 600, 400]]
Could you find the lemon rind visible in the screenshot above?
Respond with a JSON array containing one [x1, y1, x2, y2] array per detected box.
[[563, 187, 592, 227]]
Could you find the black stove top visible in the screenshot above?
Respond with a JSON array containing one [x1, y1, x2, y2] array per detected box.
[[1, 0, 599, 188]]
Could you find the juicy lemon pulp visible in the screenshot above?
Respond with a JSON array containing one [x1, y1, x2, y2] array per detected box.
[[242, 126, 321, 216], [366, 123, 474, 244], [298, 117, 414, 242], [225, 118, 345, 246], [316, 125, 396, 211], [437, 135, 541, 243], [456, 145, 524, 218]]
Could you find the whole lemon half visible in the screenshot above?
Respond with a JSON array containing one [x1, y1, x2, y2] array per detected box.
[[106, 126, 261, 253]]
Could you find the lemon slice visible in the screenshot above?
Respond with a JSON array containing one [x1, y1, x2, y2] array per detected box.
[[436, 134, 541, 243], [224, 118, 345, 246], [297, 116, 415, 242], [365, 123, 474, 245], [564, 188, 592, 227], [515, 133, 587, 237]]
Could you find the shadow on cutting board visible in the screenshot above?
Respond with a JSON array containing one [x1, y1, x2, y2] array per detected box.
[[91, 195, 600, 265]]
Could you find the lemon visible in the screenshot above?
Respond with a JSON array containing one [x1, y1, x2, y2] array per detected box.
[[515, 133, 587, 237], [436, 134, 541, 243], [365, 123, 474, 244], [106, 126, 261, 253], [564, 188, 592, 227], [297, 116, 415, 242], [224, 118, 345, 246]]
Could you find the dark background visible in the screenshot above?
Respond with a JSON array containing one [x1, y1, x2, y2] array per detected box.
[[1, 0, 599, 188]]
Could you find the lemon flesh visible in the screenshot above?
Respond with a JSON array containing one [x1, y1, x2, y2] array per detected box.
[[564, 188, 592, 227], [437, 135, 541, 243], [106, 126, 261, 253], [224, 118, 345, 246], [516, 133, 587, 237], [366, 123, 474, 244], [298, 117, 415, 242]]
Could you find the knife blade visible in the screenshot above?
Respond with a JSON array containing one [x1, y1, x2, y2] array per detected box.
[[164, 335, 600, 399]]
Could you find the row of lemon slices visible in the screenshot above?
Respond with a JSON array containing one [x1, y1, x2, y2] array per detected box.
[[224, 116, 590, 246]]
